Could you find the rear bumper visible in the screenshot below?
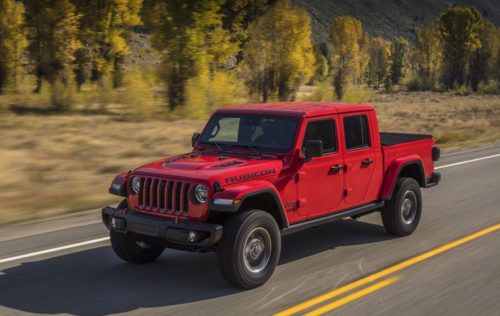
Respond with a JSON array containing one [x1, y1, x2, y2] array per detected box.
[[102, 206, 223, 249], [425, 172, 441, 188]]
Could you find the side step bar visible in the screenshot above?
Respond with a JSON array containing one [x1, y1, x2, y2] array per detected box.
[[281, 201, 385, 236]]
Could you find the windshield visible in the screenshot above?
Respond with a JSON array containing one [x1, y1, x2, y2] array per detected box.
[[200, 114, 299, 153]]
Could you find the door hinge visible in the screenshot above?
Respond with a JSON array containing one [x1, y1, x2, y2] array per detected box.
[[344, 188, 352, 197], [295, 171, 306, 182], [297, 198, 306, 208]]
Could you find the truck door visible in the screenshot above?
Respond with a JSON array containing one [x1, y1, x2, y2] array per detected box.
[[340, 113, 379, 206], [297, 117, 345, 218]]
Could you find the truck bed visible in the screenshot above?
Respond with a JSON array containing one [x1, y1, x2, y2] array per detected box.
[[381, 132, 435, 184], [380, 132, 432, 146]]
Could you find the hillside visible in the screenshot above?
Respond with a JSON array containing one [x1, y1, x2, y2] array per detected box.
[[127, 1, 500, 69], [294, 0, 500, 42]]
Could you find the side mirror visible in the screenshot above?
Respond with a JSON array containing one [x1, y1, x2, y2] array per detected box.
[[301, 140, 323, 162], [192, 132, 201, 147]]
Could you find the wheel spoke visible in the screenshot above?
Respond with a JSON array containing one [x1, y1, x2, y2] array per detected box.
[[243, 227, 272, 273], [401, 190, 417, 225]]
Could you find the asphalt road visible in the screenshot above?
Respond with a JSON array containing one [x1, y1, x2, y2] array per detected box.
[[0, 144, 499, 316]]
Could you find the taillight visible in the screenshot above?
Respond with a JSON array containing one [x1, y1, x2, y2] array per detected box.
[[432, 146, 440, 162]]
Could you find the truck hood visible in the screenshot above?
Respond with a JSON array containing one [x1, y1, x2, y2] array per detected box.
[[132, 152, 284, 186]]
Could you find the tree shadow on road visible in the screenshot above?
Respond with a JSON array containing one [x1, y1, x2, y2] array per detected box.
[[0, 218, 393, 315]]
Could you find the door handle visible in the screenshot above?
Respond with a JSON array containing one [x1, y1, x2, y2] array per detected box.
[[330, 164, 343, 174], [361, 158, 374, 167]]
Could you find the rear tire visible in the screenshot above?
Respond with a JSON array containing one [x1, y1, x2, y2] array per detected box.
[[218, 210, 281, 289], [381, 177, 422, 236], [110, 199, 165, 264]]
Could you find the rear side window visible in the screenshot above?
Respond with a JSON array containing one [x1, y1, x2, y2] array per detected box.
[[303, 119, 337, 154], [344, 115, 370, 150]]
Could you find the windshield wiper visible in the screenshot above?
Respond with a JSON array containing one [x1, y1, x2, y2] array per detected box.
[[232, 144, 274, 158], [200, 141, 235, 155], [242, 144, 261, 156], [211, 141, 224, 152]]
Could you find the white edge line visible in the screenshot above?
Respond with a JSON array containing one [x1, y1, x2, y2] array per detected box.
[[0, 237, 109, 264], [435, 153, 500, 170], [2, 152, 500, 265]]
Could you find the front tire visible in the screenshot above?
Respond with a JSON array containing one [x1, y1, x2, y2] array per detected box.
[[381, 177, 422, 236], [110, 231, 165, 264], [218, 210, 281, 289]]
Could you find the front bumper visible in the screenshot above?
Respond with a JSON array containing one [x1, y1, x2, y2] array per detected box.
[[425, 172, 441, 188], [102, 206, 223, 249]]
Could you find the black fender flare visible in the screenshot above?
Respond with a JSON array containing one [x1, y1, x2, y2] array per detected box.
[[384, 160, 425, 200], [209, 188, 289, 228]]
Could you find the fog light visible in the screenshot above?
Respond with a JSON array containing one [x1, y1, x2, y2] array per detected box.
[[187, 231, 198, 243], [166, 229, 208, 244], [109, 216, 126, 231]]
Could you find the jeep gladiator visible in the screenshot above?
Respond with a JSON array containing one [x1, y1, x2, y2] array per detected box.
[[102, 102, 441, 288]]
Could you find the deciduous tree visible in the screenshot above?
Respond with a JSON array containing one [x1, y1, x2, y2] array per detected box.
[[145, 0, 236, 109], [312, 43, 329, 82], [439, 6, 482, 88], [367, 37, 391, 88], [469, 20, 498, 91], [390, 36, 409, 85], [240, 1, 314, 101], [24, 0, 81, 109], [221, 0, 275, 55], [0, 0, 27, 93], [329, 16, 368, 99], [414, 23, 442, 87], [74, 0, 143, 89]]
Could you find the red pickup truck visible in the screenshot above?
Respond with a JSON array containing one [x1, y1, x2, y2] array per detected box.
[[102, 102, 441, 288]]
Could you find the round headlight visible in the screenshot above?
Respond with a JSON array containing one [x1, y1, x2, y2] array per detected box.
[[130, 176, 140, 195], [194, 184, 208, 203]]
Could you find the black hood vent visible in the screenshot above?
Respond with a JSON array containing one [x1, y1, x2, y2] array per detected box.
[[212, 161, 244, 168]]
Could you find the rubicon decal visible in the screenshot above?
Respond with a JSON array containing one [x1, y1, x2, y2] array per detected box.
[[224, 169, 276, 184]]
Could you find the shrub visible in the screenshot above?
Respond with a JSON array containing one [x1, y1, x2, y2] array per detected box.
[[436, 131, 467, 144], [477, 81, 500, 94], [342, 86, 373, 103], [406, 75, 439, 91], [306, 80, 335, 101]]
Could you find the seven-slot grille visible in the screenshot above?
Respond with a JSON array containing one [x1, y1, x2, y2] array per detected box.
[[136, 176, 191, 215]]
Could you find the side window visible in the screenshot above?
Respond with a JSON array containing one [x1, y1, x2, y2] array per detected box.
[[343, 115, 370, 150], [303, 119, 337, 154]]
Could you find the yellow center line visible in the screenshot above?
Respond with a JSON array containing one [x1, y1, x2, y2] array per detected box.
[[304, 276, 401, 316], [274, 223, 500, 316]]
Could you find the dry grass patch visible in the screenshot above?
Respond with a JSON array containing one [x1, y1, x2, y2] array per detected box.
[[0, 91, 499, 224], [372, 92, 500, 147], [0, 114, 204, 224]]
